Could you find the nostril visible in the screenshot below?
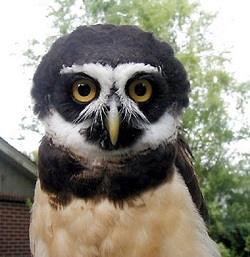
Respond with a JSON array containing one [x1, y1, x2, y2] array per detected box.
[[117, 106, 122, 113], [104, 105, 122, 117], [110, 86, 117, 94]]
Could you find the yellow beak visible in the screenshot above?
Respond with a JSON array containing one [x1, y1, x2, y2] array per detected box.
[[106, 104, 120, 146]]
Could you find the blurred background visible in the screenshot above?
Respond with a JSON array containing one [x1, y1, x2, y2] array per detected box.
[[0, 0, 249, 256]]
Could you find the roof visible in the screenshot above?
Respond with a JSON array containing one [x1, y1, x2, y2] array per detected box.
[[0, 137, 37, 180], [0, 193, 30, 203]]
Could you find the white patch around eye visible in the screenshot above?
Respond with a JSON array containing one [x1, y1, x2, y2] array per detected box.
[[114, 63, 160, 125], [61, 63, 112, 124]]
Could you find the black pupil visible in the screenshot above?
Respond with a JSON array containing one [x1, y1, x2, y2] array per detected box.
[[134, 83, 147, 96], [78, 83, 91, 96]]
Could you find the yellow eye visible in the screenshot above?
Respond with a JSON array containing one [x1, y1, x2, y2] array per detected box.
[[72, 79, 97, 103], [128, 79, 152, 103]]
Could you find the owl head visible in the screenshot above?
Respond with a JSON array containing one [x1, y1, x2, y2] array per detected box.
[[32, 24, 190, 158]]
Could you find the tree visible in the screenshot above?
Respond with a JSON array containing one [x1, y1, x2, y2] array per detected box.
[[24, 0, 250, 256]]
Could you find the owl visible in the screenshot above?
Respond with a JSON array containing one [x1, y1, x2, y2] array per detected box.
[[30, 24, 220, 257]]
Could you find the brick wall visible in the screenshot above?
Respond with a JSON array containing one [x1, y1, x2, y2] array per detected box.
[[0, 196, 32, 257]]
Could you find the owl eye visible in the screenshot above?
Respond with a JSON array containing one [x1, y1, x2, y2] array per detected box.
[[72, 79, 97, 103], [128, 79, 152, 103]]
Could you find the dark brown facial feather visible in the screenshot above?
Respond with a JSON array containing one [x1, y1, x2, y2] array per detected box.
[[38, 136, 176, 205]]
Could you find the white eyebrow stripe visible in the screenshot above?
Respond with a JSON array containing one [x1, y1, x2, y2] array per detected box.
[[60, 63, 114, 88], [60, 63, 111, 75], [113, 63, 160, 88], [60, 63, 160, 87]]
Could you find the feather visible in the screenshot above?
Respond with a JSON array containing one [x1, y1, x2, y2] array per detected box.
[[175, 131, 210, 225]]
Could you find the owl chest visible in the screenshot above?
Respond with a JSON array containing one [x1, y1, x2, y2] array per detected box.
[[30, 175, 215, 257], [31, 182, 168, 257]]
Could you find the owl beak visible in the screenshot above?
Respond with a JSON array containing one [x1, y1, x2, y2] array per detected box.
[[106, 101, 120, 146]]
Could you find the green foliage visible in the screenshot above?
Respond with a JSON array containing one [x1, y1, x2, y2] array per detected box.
[[25, 0, 250, 256], [25, 198, 34, 209]]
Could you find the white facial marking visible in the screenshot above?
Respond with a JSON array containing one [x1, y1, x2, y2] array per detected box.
[[138, 112, 179, 150], [43, 111, 98, 159], [60, 63, 159, 85], [113, 63, 160, 89], [43, 110, 179, 160], [61, 63, 113, 89]]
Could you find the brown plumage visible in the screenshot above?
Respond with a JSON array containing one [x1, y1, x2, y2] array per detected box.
[[176, 132, 210, 225]]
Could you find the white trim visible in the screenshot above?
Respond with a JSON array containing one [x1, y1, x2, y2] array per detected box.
[[60, 63, 160, 80], [0, 137, 37, 178]]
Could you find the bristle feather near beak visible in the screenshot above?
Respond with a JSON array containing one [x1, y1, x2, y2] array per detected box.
[[106, 101, 120, 145]]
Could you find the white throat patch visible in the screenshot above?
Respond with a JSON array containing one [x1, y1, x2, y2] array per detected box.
[[43, 110, 179, 159]]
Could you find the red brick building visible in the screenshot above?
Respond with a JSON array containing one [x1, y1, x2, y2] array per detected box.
[[0, 138, 37, 257]]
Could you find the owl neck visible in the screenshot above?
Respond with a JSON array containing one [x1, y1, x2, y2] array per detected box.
[[38, 136, 177, 208]]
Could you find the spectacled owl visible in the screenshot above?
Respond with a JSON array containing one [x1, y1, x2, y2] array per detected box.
[[29, 24, 221, 257]]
